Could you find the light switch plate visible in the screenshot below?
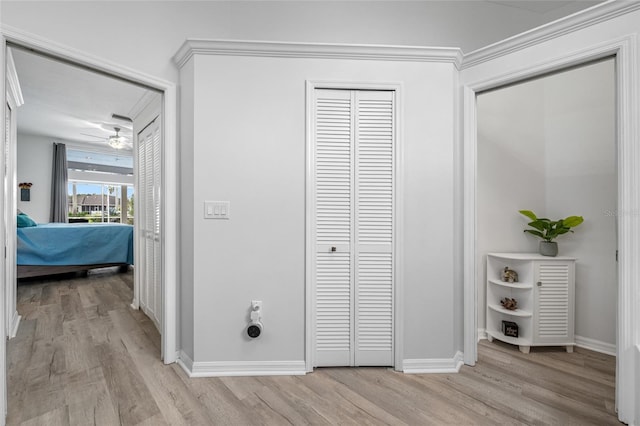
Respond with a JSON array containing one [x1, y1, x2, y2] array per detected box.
[[204, 201, 230, 219]]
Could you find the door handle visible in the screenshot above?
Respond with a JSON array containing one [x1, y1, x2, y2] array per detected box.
[[537, 281, 542, 287], [331, 246, 337, 252]]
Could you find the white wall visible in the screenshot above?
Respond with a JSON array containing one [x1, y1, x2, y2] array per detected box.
[[477, 59, 616, 347], [16, 133, 52, 223], [1, 1, 598, 84], [476, 80, 546, 331], [179, 59, 195, 361], [181, 52, 457, 364], [543, 59, 616, 346]]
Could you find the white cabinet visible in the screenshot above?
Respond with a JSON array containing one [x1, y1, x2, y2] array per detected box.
[[486, 253, 575, 354]]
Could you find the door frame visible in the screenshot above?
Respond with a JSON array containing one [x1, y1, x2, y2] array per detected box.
[[305, 80, 404, 372], [5, 47, 23, 340], [462, 35, 638, 422], [0, 27, 179, 364]]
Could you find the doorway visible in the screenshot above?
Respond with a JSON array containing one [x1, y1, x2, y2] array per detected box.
[[9, 43, 164, 335], [476, 58, 617, 357], [0, 30, 177, 355], [461, 37, 640, 421], [0, 29, 177, 421]]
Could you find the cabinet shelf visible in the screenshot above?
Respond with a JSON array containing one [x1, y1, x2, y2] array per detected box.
[[488, 278, 533, 289], [486, 330, 530, 347], [488, 303, 532, 317]]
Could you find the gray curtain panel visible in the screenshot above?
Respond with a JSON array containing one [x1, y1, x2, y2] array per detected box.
[[50, 142, 68, 223]]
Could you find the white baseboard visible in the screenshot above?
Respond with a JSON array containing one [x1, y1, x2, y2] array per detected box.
[[403, 351, 464, 374], [177, 350, 194, 375], [8, 312, 21, 339], [477, 328, 487, 341], [575, 335, 616, 356], [177, 352, 306, 377], [478, 330, 615, 357]]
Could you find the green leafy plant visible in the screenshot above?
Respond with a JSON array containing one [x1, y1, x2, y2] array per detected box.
[[519, 210, 584, 242]]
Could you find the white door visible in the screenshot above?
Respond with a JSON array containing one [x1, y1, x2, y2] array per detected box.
[[534, 261, 575, 345], [137, 116, 162, 330], [313, 89, 394, 367]]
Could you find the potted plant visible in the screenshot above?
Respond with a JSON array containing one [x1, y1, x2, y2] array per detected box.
[[519, 210, 584, 256]]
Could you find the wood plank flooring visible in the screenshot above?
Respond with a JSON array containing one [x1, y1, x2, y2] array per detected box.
[[8, 269, 620, 425]]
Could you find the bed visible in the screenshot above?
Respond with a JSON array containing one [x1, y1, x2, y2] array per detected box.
[[17, 222, 134, 278]]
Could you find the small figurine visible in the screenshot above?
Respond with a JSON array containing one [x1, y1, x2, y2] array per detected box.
[[501, 266, 518, 283], [500, 297, 518, 310]]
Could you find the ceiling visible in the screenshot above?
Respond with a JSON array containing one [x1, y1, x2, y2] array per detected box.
[[9, 1, 598, 158], [11, 47, 152, 154]]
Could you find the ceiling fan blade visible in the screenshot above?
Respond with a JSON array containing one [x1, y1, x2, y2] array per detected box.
[[99, 123, 132, 133], [80, 133, 106, 140]]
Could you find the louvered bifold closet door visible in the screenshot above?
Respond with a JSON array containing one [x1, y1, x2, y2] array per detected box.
[[151, 119, 163, 328], [534, 262, 574, 344], [354, 90, 394, 366], [314, 89, 353, 366], [138, 133, 149, 315], [138, 118, 162, 331], [313, 89, 394, 367], [145, 132, 156, 325]]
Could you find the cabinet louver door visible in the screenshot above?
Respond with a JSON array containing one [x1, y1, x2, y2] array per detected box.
[[313, 89, 394, 367], [535, 262, 573, 343]]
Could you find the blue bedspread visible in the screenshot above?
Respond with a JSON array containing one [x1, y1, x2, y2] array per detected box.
[[17, 223, 134, 266]]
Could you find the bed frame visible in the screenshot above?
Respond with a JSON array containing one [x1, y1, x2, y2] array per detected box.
[[17, 263, 130, 279]]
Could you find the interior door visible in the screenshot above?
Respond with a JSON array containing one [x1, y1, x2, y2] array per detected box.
[[137, 115, 162, 330], [313, 88, 394, 367]]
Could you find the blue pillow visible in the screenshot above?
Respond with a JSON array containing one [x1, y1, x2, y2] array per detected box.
[[17, 213, 37, 228]]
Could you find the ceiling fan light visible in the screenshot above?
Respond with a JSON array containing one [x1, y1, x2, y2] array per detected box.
[[108, 135, 125, 149], [107, 127, 126, 149]]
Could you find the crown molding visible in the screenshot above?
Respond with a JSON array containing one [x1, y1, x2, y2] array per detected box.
[[462, 0, 640, 69], [128, 90, 161, 123], [173, 39, 463, 69]]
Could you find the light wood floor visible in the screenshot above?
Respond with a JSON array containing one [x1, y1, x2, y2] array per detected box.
[[8, 269, 620, 425]]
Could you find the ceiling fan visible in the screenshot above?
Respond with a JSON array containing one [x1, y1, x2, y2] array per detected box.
[[81, 126, 131, 150]]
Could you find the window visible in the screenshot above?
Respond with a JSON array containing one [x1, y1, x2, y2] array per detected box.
[[68, 182, 134, 224], [66, 148, 134, 224]]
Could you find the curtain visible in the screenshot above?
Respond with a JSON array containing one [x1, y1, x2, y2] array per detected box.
[[50, 142, 68, 223]]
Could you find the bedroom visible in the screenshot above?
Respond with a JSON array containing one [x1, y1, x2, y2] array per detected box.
[[8, 46, 164, 326], [2, 1, 640, 425]]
